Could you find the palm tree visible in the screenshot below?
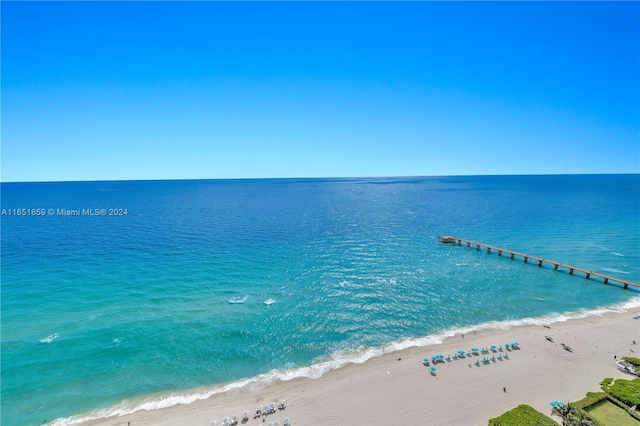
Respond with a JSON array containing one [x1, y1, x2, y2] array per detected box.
[[566, 409, 595, 426], [551, 403, 572, 423]]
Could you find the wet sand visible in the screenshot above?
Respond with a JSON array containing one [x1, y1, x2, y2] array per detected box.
[[83, 308, 640, 426]]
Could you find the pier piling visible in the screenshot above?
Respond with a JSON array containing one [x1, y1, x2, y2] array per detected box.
[[437, 235, 638, 290]]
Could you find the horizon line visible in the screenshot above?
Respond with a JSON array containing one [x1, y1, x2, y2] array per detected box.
[[2, 172, 639, 185]]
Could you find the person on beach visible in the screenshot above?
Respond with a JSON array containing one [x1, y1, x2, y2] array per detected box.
[[503, 387, 506, 393]]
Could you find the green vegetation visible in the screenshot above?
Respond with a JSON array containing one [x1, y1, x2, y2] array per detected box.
[[601, 378, 640, 408], [573, 392, 607, 410], [488, 404, 557, 426], [622, 357, 640, 366], [551, 403, 596, 426], [491, 378, 640, 426], [623, 357, 640, 375], [601, 378, 613, 386], [587, 400, 640, 426]]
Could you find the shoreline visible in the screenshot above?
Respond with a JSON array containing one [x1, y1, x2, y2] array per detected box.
[[73, 302, 640, 426]]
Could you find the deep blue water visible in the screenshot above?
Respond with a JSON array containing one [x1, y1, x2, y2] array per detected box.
[[1, 175, 639, 425]]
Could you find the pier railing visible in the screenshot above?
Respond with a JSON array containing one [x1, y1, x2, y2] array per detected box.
[[438, 235, 639, 290]]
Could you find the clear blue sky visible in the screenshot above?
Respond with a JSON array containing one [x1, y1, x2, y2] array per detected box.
[[2, 1, 639, 182]]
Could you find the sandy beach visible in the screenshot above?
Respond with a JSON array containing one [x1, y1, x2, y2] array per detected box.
[[82, 307, 640, 426]]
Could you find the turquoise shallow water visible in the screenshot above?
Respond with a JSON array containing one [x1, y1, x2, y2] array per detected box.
[[1, 175, 639, 425]]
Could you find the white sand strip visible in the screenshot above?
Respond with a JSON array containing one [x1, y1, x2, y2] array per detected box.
[[81, 308, 640, 426]]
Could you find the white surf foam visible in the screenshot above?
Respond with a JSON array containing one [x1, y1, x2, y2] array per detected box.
[[263, 298, 276, 306], [601, 267, 629, 275], [50, 296, 640, 426], [39, 333, 59, 344], [611, 252, 624, 257], [228, 295, 249, 304]]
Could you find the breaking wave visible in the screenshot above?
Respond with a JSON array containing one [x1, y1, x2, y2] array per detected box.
[[39, 333, 59, 344], [50, 296, 640, 425]]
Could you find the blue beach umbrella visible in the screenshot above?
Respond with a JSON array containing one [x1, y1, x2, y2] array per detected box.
[[471, 347, 479, 352], [430, 367, 436, 372], [457, 350, 465, 354]]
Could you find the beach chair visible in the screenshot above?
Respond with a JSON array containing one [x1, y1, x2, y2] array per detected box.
[[474, 359, 480, 366], [446, 355, 452, 362], [504, 353, 509, 359], [278, 399, 286, 410], [497, 354, 503, 361], [491, 356, 496, 362], [242, 411, 249, 422], [283, 417, 291, 426]]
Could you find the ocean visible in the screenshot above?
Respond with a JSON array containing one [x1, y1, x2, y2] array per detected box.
[[1, 175, 639, 425]]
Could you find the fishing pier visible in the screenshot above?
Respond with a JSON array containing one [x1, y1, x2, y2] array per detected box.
[[438, 235, 639, 290]]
